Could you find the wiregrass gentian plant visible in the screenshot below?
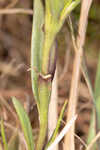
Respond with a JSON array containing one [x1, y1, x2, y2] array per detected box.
[[31, 0, 80, 150]]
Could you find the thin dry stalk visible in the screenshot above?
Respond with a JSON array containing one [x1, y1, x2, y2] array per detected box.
[[0, 8, 33, 15], [48, 69, 58, 150], [64, 0, 93, 150], [74, 134, 87, 149]]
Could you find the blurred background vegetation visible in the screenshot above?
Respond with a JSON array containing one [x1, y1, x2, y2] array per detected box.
[[0, 0, 100, 149]]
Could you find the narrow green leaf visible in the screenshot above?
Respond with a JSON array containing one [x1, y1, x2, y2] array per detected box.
[[87, 53, 100, 149], [45, 101, 67, 149], [0, 120, 8, 150], [94, 53, 100, 99], [82, 60, 97, 149], [12, 97, 34, 150], [46, 0, 73, 19], [87, 111, 97, 150], [60, 0, 80, 21], [31, 0, 44, 105], [92, 53, 100, 148], [8, 132, 19, 150], [83, 53, 100, 149], [95, 96, 100, 128]]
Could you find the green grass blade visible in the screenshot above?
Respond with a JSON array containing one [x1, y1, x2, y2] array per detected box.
[[94, 53, 100, 128], [94, 53, 100, 99], [46, 0, 73, 19], [60, 0, 80, 21], [95, 96, 100, 129], [31, 0, 44, 105], [12, 97, 34, 150], [82, 60, 97, 149], [87, 53, 100, 149], [45, 101, 67, 149], [0, 120, 8, 150], [87, 110, 97, 150], [85, 53, 100, 149]]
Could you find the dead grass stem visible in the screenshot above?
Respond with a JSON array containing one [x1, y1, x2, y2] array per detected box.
[[64, 0, 93, 150]]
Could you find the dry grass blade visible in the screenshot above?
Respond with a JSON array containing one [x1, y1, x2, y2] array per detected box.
[[64, 0, 93, 150], [48, 69, 58, 150], [0, 9, 33, 15], [68, 16, 95, 104]]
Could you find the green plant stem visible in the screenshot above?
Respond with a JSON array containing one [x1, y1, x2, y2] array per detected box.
[[42, 17, 59, 74], [32, 1, 81, 150], [36, 81, 51, 150], [42, 32, 55, 74], [42, 1, 61, 74]]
